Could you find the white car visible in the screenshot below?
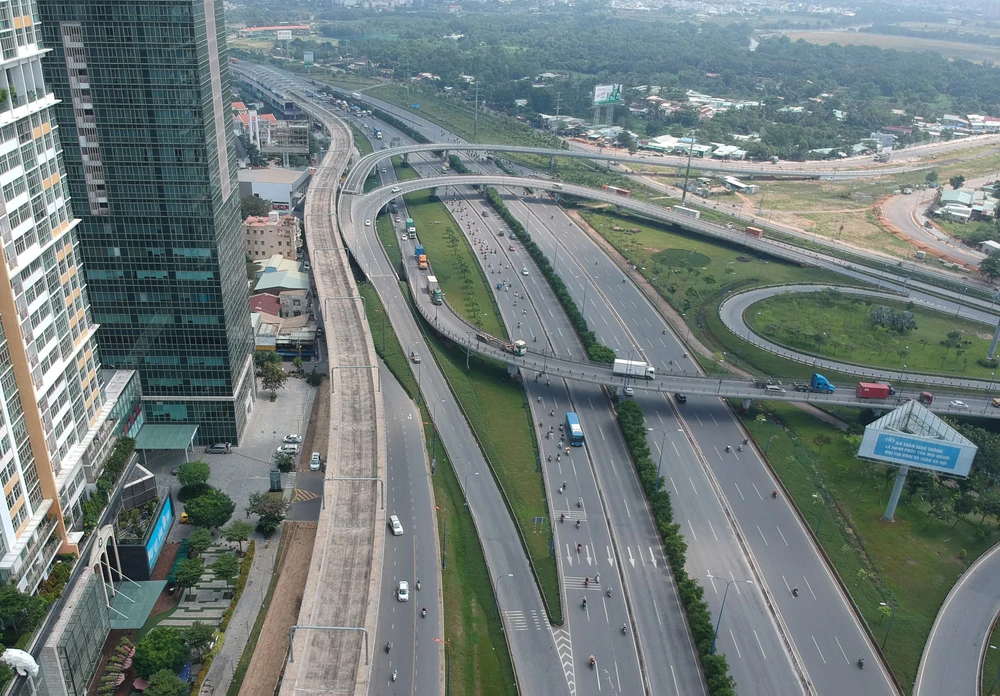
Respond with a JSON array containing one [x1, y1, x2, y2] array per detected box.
[[283, 434, 302, 444], [521, 267, 529, 276], [623, 387, 634, 397], [397, 580, 409, 602], [365, 219, 371, 226], [391, 186, 401, 193], [276, 443, 299, 455], [310, 452, 322, 471], [389, 514, 404, 536], [949, 400, 969, 409]]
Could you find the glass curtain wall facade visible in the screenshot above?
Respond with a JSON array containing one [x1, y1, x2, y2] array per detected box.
[[37, 0, 254, 444], [0, 0, 106, 593]]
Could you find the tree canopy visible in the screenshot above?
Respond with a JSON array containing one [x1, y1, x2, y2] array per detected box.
[[185, 488, 236, 529], [134, 627, 188, 680]]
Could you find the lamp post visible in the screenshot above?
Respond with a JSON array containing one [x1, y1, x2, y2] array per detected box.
[[430, 399, 446, 473], [407, 339, 423, 404], [648, 428, 667, 492], [812, 493, 826, 535], [463, 472, 480, 508], [899, 364, 907, 401], [757, 415, 777, 454], [494, 573, 514, 616], [879, 601, 897, 650], [707, 575, 753, 654]]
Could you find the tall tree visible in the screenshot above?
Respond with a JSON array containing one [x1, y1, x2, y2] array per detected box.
[[221, 520, 253, 553], [134, 627, 188, 680], [949, 174, 966, 190], [211, 553, 241, 587], [261, 361, 288, 399], [187, 528, 213, 557], [176, 461, 210, 488], [240, 195, 272, 220], [980, 253, 1000, 282], [185, 489, 236, 529]]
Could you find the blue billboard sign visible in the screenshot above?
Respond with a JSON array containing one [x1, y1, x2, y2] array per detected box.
[[145, 497, 174, 570], [859, 431, 974, 477]]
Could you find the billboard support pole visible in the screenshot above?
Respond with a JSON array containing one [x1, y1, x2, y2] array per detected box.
[[882, 464, 909, 521]]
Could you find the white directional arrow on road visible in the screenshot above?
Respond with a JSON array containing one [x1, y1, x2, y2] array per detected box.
[[566, 544, 573, 566], [586, 545, 593, 566], [649, 547, 657, 568], [628, 547, 635, 568], [607, 546, 614, 566]]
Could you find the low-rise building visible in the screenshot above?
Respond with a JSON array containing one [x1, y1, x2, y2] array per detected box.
[[244, 211, 300, 261], [238, 167, 311, 211]]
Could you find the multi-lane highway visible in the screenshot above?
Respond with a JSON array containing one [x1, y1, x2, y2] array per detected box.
[[238, 61, 1000, 696]]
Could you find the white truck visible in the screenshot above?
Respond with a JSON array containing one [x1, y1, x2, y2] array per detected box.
[[427, 276, 443, 305], [613, 359, 656, 380]]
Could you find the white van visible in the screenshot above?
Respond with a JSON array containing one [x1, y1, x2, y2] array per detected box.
[[389, 515, 404, 536], [765, 384, 785, 393]]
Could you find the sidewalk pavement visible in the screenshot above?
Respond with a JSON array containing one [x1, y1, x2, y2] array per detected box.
[[199, 530, 282, 695]]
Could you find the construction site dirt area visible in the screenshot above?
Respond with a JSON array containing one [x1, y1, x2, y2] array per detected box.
[[238, 522, 317, 696]]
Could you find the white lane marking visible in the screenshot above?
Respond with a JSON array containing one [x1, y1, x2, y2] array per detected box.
[[696, 414, 705, 427], [751, 483, 764, 500], [648, 548, 657, 568], [670, 666, 680, 695], [754, 630, 768, 659], [653, 598, 663, 626], [734, 483, 745, 500], [711, 413, 719, 426], [669, 476, 678, 493], [623, 498, 630, 518], [713, 445, 723, 460], [599, 427, 606, 441], [708, 520, 719, 541], [834, 635, 849, 664], [776, 526, 789, 546], [812, 635, 827, 664], [688, 477, 698, 495], [803, 575, 817, 600], [729, 629, 743, 659], [687, 521, 698, 541], [757, 525, 769, 546], [671, 441, 681, 457], [707, 574, 718, 593]]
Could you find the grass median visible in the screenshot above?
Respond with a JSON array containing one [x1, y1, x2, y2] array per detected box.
[[739, 401, 1000, 691], [357, 281, 518, 695]]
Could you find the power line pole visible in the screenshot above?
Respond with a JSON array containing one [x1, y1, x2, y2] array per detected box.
[[554, 91, 562, 131], [474, 78, 479, 139], [681, 135, 695, 205]]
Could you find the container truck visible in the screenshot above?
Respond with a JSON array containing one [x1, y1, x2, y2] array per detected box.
[[476, 332, 527, 356], [414, 244, 424, 259], [745, 226, 764, 239], [672, 205, 702, 220], [856, 382, 891, 399], [809, 373, 835, 393], [418, 254, 428, 270], [406, 218, 416, 234], [427, 276, 443, 304], [612, 359, 656, 380]]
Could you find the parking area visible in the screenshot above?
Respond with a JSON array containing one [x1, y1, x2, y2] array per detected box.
[[141, 377, 318, 541]]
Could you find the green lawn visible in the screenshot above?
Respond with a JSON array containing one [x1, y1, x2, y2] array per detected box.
[[375, 214, 402, 272], [349, 123, 373, 157], [984, 621, 1000, 694], [739, 402, 1000, 691], [746, 290, 996, 379], [402, 189, 507, 338], [357, 282, 518, 695]]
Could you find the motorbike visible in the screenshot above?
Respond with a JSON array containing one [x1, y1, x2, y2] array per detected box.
[[792, 587, 799, 597], [858, 658, 865, 669], [416, 580, 421, 591], [737, 444, 743, 452], [606, 587, 613, 598], [560, 513, 565, 523], [725, 445, 732, 452], [577, 497, 582, 508], [576, 519, 581, 529], [622, 623, 627, 635], [589, 656, 596, 669], [582, 597, 588, 608], [392, 669, 398, 682], [421, 607, 427, 618], [772, 490, 778, 499], [386, 641, 392, 653]]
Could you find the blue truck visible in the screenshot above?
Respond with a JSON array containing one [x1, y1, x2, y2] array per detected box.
[[414, 244, 424, 259], [809, 373, 835, 393]]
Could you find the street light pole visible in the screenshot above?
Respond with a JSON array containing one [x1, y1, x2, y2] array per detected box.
[[879, 601, 898, 650], [430, 399, 446, 473], [494, 573, 514, 616], [812, 493, 826, 535], [435, 506, 447, 569], [463, 471, 480, 508], [648, 428, 668, 491], [707, 575, 753, 654]]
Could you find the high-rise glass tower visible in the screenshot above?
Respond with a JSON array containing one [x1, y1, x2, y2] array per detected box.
[[38, 0, 255, 444]]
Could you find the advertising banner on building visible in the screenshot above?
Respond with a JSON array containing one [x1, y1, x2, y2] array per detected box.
[[593, 84, 622, 106], [303, 51, 314, 66], [145, 497, 175, 570]]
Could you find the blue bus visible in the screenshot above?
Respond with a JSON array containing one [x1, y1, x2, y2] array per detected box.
[[565, 412, 584, 447]]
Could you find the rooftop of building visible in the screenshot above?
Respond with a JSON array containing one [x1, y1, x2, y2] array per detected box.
[[244, 213, 298, 228], [254, 270, 309, 294], [249, 293, 281, 316], [238, 167, 310, 185]]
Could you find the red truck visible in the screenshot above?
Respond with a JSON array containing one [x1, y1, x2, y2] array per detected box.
[[856, 382, 891, 399], [745, 226, 764, 239]]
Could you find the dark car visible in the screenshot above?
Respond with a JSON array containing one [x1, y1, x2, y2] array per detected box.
[[674, 393, 688, 404]]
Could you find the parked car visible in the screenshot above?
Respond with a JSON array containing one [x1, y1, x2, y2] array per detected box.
[[277, 443, 300, 455], [397, 580, 409, 602], [389, 515, 404, 536], [283, 434, 302, 444], [310, 452, 322, 471], [204, 443, 230, 454]]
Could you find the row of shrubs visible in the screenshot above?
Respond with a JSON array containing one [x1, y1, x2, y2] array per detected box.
[[481, 186, 615, 363], [448, 154, 470, 174], [615, 399, 737, 695], [81, 438, 136, 530]]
